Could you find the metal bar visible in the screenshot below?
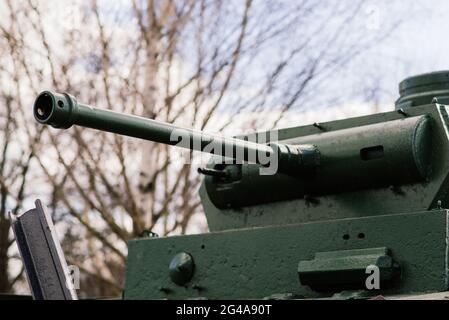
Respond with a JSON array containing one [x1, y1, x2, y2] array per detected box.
[[10, 200, 77, 300], [33, 91, 320, 174]]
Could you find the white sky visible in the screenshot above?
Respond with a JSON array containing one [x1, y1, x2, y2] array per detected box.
[[346, 0, 449, 106]]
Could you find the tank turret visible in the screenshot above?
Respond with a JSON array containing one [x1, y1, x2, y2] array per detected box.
[[30, 72, 449, 299]]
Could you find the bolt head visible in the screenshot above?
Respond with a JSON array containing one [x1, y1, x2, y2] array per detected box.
[[169, 252, 195, 286]]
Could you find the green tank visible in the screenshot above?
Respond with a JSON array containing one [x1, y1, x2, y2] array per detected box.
[[32, 71, 449, 299]]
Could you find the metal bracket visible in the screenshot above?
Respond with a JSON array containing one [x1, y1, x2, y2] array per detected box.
[[298, 247, 401, 291], [10, 199, 77, 300]]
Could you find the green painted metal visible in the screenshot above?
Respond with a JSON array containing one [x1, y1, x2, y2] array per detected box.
[[396, 70, 449, 109], [124, 210, 449, 299], [168, 252, 195, 286], [33, 71, 449, 299], [203, 115, 432, 209], [202, 103, 449, 232], [298, 247, 400, 290], [33, 91, 320, 176]]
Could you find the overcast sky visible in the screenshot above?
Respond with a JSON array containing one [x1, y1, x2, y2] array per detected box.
[[388, 1, 449, 72], [348, 1, 449, 105], [258, 0, 449, 126]]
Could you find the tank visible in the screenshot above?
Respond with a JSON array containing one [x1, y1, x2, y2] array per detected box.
[[31, 71, 449, 299]]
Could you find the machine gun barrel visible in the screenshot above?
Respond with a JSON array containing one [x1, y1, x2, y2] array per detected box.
[[33, 91, 319, 175]]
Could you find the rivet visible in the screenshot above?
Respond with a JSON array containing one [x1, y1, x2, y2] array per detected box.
[[169, 252, 195, 286]]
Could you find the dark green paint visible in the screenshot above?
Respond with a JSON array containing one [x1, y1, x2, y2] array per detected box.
[[298, 247, 400, 290], [124, 210, 449, 299], [202, 103, 449, 232], [203, 115, 432, 209], [396, 70, 449, 109], [33, 71, 449, 299], [33, 91, 319, 176], [168, 252, 195, 286]]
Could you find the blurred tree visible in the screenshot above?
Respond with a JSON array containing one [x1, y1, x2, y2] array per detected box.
[[0, 0, 401, 297], [0, 95, 38, 293]]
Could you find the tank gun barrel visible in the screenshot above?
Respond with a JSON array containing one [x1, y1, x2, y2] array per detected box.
[[33, 91, 319, 175]]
